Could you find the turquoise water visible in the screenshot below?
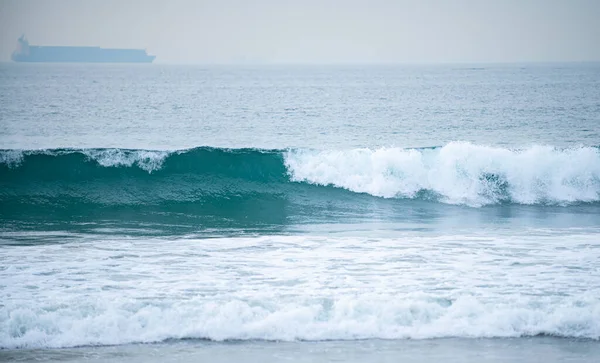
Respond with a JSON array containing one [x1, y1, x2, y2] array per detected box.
[[1, 63, 599, 362]]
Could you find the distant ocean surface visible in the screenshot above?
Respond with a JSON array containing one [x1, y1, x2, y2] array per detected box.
[[1, 63, 599, 362]]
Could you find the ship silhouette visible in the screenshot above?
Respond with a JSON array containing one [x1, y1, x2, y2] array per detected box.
[[11, 35, 156, 63]]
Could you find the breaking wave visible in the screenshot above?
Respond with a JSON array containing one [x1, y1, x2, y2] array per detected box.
[[285, 142, 600, 206], [1, 143, 598, 211], [2, 294, 598, 349]]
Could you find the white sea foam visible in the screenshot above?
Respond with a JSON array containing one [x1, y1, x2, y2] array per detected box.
[[285, 142, 600, 206], [0, 149, 171, 173], [1, 232, 599, 349], [1, 294, 599, 349], [0, 150, 25, 167], [82, 149, 170, 173]]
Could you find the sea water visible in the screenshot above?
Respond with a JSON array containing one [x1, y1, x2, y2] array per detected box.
[[1, 63, 599, 362]]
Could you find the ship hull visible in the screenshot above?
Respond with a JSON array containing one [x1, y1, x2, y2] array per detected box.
[[13, 57, 155, 63], [12, 44, 156, 63], [12, 57, 156, 63]]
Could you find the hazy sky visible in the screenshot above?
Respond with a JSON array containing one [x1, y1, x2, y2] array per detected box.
[[1, 0, 599, 64]]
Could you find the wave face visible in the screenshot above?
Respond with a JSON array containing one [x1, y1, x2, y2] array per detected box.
[[0, 147, 294, 229], [1, 143, 599, 225]]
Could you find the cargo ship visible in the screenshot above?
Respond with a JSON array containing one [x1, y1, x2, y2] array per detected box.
[[11, 35, 156, 63]]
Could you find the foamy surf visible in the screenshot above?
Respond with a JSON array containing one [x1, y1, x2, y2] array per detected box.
[[2, 233, 599, 349], [2, 293, 599, 349]]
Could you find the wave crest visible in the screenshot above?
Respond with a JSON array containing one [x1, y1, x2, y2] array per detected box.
[[82, 149, 170, 172], [1, 143, 599, 208], [2, 294, 598, 349], [285, 142, 600, 206]]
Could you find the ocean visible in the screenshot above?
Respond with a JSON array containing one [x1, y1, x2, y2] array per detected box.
[[1, 63, 599, 362]]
